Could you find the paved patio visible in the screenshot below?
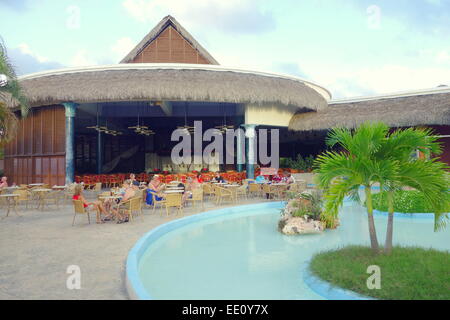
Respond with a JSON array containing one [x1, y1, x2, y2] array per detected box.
[[0, 192, 273, 299]]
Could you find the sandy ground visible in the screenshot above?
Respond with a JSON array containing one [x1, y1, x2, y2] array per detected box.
[[0, 191, 272, 300]]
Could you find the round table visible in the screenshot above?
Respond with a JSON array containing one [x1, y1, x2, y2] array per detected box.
[[31, 188, 52, 210], [0, 194, 20, 218], [163, 190, 184, 194]]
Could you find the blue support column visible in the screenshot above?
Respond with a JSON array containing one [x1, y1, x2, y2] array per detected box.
[[97, 130, 103, 174], [62, 102, 78, 184], [243, 124, 257, 179], [236, 127, 245, 172]]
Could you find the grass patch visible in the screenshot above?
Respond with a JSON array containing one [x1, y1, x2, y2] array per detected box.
[[371, 190, 450, 213], [309, 246, 450, 300]]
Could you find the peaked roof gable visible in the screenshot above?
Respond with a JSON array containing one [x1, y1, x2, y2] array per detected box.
[[120, 15, 219, 65]]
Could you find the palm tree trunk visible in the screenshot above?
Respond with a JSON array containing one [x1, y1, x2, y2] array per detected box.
[[365, 186, 380, 254], [385, 190, 394, 255]]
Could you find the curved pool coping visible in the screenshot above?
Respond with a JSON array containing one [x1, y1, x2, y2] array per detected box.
[[126, 201, 285, 300]]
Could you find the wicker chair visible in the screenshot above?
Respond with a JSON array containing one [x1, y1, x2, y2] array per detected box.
[[248, 183, 262, 198], [186, 188, 204, 209], [72, 199, 97, 226], [214, 186, 233, 205], [163, 193, 183, 216]]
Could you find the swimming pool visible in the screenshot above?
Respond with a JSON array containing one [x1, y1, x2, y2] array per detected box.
[[126, 201, 450, 300]]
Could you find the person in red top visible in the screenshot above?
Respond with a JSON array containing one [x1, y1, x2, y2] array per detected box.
[[72, 184, 107, 223], [196, 173, 204, 184]]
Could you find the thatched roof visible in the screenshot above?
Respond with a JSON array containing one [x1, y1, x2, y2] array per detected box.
[[289, 89, 450, 131], [17, 64, 329, 110], [120, 15, 219, 65]]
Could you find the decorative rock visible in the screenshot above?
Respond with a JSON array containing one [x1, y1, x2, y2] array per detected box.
[[281, 217, 325, 235]]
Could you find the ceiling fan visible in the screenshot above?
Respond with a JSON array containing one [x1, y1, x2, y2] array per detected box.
[[177, 102, 195, 134], [215, 103, 234, 133], [128, 106, 155, 135]]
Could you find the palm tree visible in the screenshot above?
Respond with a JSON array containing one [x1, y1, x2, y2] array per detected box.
[[374, 127, 449, 254], [315, 122, 449, 255], [314, 122, 396, 254], [0, 39, 29, 144]]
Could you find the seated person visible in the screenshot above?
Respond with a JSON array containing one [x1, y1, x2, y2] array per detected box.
[[129, 173, 140, 187], [145, 176, 165, 205], [196, 173, 204, 184], [112, 179, 136, 223], [72, 184, 107, 224], [212, 172, 225, 183], [255, 174, 267, 184], [182, 177, 201, 204], [0, 176, 8, 189], [272, 174, 283, 183], [284, 172, 295, 184]]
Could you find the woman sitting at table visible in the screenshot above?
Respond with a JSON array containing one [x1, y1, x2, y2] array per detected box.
[[112, 179, 135, 223], [72, 184, 107, 224], [145, 176, 165, 205], [182, 177, 201, 205]]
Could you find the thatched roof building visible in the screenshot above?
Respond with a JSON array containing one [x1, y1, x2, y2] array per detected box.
[[289, 87, 450, 131], [17, 64, 330, 110]]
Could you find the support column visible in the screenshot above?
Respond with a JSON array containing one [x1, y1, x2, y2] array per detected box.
[[97, 130, 103, 174], [243, 124, 257, 179], [236, 127, 245, 172], [62, 102, 78, 184]]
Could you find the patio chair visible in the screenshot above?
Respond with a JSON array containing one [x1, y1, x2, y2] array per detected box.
[[13, 189, 31, 209], [119, 197, 143, 222], [262, 184, 277, 199], [202, 183, 214, 199], [248, 183, 262, 197], [214, 186, 234, 205], [235, 184, 248, 200], [163, 193, 183, 217], [186, 188, 204, 209], [72, 199, 97, 226], [42, 190, 61, 209]]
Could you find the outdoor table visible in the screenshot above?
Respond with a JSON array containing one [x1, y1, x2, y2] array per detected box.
[[0, 194, 20, 218], [165, 186, 184, 190], [31, 188, 52, 210], [52, 185, 67, 190], [163, 190, 184, 194]]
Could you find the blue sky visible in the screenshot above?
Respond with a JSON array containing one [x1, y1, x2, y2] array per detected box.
[[1, 0, 449, 99]]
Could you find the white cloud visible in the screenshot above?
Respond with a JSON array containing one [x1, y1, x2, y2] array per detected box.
[[435, 50, 450, 64], [122, 0, 275, 34], [69, 49, 97, 67], [17, 43, 49, 63], [111, 37, 135, 61]]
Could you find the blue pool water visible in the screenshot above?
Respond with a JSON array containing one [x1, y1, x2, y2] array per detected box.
[[135, 201, 450, 300]]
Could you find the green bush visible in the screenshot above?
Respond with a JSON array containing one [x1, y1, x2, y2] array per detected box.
[[372, 190, 450, 213]]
